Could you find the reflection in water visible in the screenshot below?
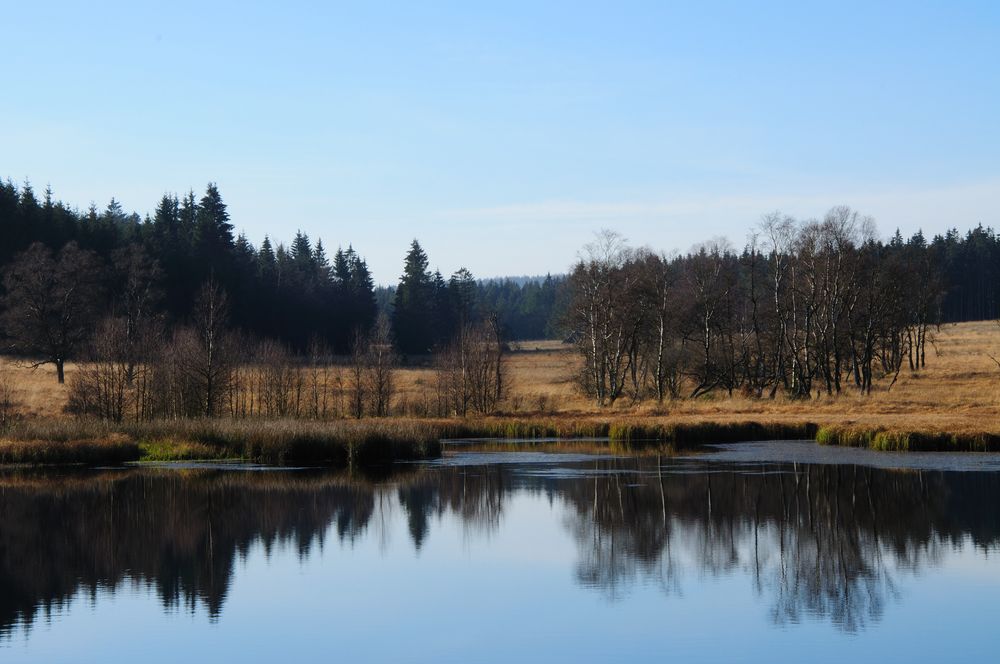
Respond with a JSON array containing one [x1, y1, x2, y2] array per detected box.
[[1, 456, 999, 640]]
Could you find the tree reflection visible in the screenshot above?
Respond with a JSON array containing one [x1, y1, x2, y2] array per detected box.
[[0, 469, 381, 636], [556, 460, 1000, 631], [1, 457, 998, 638]]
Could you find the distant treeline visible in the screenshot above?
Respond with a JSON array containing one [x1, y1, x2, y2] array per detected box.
[[0, 180, 567, 357], [933, 225, 1000, 322], [3, 177, 1000, 371], [377, 274, 566, 344]]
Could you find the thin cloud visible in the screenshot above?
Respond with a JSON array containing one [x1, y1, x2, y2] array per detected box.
[[439, 178, 1000, 236]]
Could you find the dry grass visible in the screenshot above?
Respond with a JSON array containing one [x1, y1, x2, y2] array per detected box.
[[410, 321, 1000, 436], [0, 433, 140, 465], [0, 418, 443, 466], [126, 418, 443, 465], [4, 320, 1000, 455]]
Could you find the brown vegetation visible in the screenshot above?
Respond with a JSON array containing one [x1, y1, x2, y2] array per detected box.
[[4, 320, 1000, 460], [0, 418, 442, 466]]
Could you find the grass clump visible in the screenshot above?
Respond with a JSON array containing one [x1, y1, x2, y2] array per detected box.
[[138, 439, 223, 461], [439, 418, 611, 440], [0, 434, 140, 465], [608, 421, 818, 452], [0, 418, 443, 467], [126, 419, 443, 466], [815, 425, 1000, 452]]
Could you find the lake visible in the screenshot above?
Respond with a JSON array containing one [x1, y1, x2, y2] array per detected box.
[[2, 441, 999, 663]]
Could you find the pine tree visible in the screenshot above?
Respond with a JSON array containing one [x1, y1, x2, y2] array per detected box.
[[258, 236, 277, 283], [349, 253, 377, 334], [392, 240, 435, 354], [195, 183, 234, 254], [431, 270, 452, 346], [333, 247, 351, 284], [290, 230, 313, 265], [314, 239, 331, 285], [152, 194, 180, 250], [179, 190, 198, 244], [449, 267, 477, 327], [289, 230, 315, 292]]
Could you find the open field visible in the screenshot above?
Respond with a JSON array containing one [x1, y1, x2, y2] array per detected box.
[[380, 321, 1000, 436], [2, 320, 1000, 461]]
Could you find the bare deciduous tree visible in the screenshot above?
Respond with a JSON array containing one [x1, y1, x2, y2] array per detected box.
[[567, 230, 645, 405], [566, 210, 943, 406], [436, 315, 506, 416], [364, 314, 397, 417], [1, 242, 104, 383]]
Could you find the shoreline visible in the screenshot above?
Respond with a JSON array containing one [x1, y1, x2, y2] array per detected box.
[[3, 415, 1000, 467]]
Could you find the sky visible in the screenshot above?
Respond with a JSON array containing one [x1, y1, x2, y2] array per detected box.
[[2, 1, 999, 284]]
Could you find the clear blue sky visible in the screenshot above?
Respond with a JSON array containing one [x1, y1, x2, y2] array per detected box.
[[3, 1, 998, 283]]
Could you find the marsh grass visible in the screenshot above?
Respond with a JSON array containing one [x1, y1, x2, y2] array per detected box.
[[607, 421, 819, 452], [0, 418, 442, 466], [9, 318, 1000, 452], [815, 424, 1000, 452], [4, 409, 1000, 468], [138, 439, 222, 461], [127, 419, 443, 465], [0, 433, 140, 465], [437, 418, 612, 440]]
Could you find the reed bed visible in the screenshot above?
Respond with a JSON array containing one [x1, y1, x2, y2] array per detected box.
[[815, 425, 1000, 452], [0, 433, 140, 465], [439, 418, 817, 450], [437, 417, 612, 440], [5, 411, 1000, 468], [0, 418, 442, 466], [130, 419, 443, 465], [607, 420, 819, 451]]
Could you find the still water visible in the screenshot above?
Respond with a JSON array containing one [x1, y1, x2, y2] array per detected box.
[[2, 441, 999, 663]]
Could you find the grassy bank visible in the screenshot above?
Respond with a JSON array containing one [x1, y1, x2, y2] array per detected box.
[[411, 416, 1000, 454], [7, 321, 1000, 461], [0, 434, 141, 465], [815, 425, 1000, 452], [437, 418, 818, 450], [0, 419, 443, 467], [606, 421, 818, 451], [3, 413, 1000, 467]]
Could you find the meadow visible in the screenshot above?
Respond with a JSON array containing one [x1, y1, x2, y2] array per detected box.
[[2, 320, 1000, 462], [398, 321, 1000, 440]]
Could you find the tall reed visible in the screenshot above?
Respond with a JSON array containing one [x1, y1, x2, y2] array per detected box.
[[815, 425, 1000, 452]]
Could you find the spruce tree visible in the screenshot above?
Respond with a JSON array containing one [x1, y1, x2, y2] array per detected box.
[[449, 267, 477, 327], [258, 236, 277, 281], [349, 253, 378, 334], [196, 183, 234, 255], [392, 240, 435, 354], [314, 239, 331, 284]]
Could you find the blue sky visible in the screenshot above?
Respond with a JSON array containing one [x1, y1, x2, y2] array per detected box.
[[2, 1, 998, 283]]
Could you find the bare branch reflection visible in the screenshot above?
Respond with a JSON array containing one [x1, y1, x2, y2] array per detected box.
[[1, 457, 997, 639]]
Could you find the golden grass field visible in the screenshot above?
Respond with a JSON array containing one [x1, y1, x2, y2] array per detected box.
[[3, 320, 1000, 436]]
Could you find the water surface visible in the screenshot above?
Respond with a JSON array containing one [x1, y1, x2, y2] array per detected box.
[[2, 442, 999, 662]]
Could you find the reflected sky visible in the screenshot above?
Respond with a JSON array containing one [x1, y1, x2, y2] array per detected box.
[[1, 447, 999, 663]]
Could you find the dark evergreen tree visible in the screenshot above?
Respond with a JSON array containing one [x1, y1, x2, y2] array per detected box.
[[449, 268, 477, 328], [392, 241, 436, 354]]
